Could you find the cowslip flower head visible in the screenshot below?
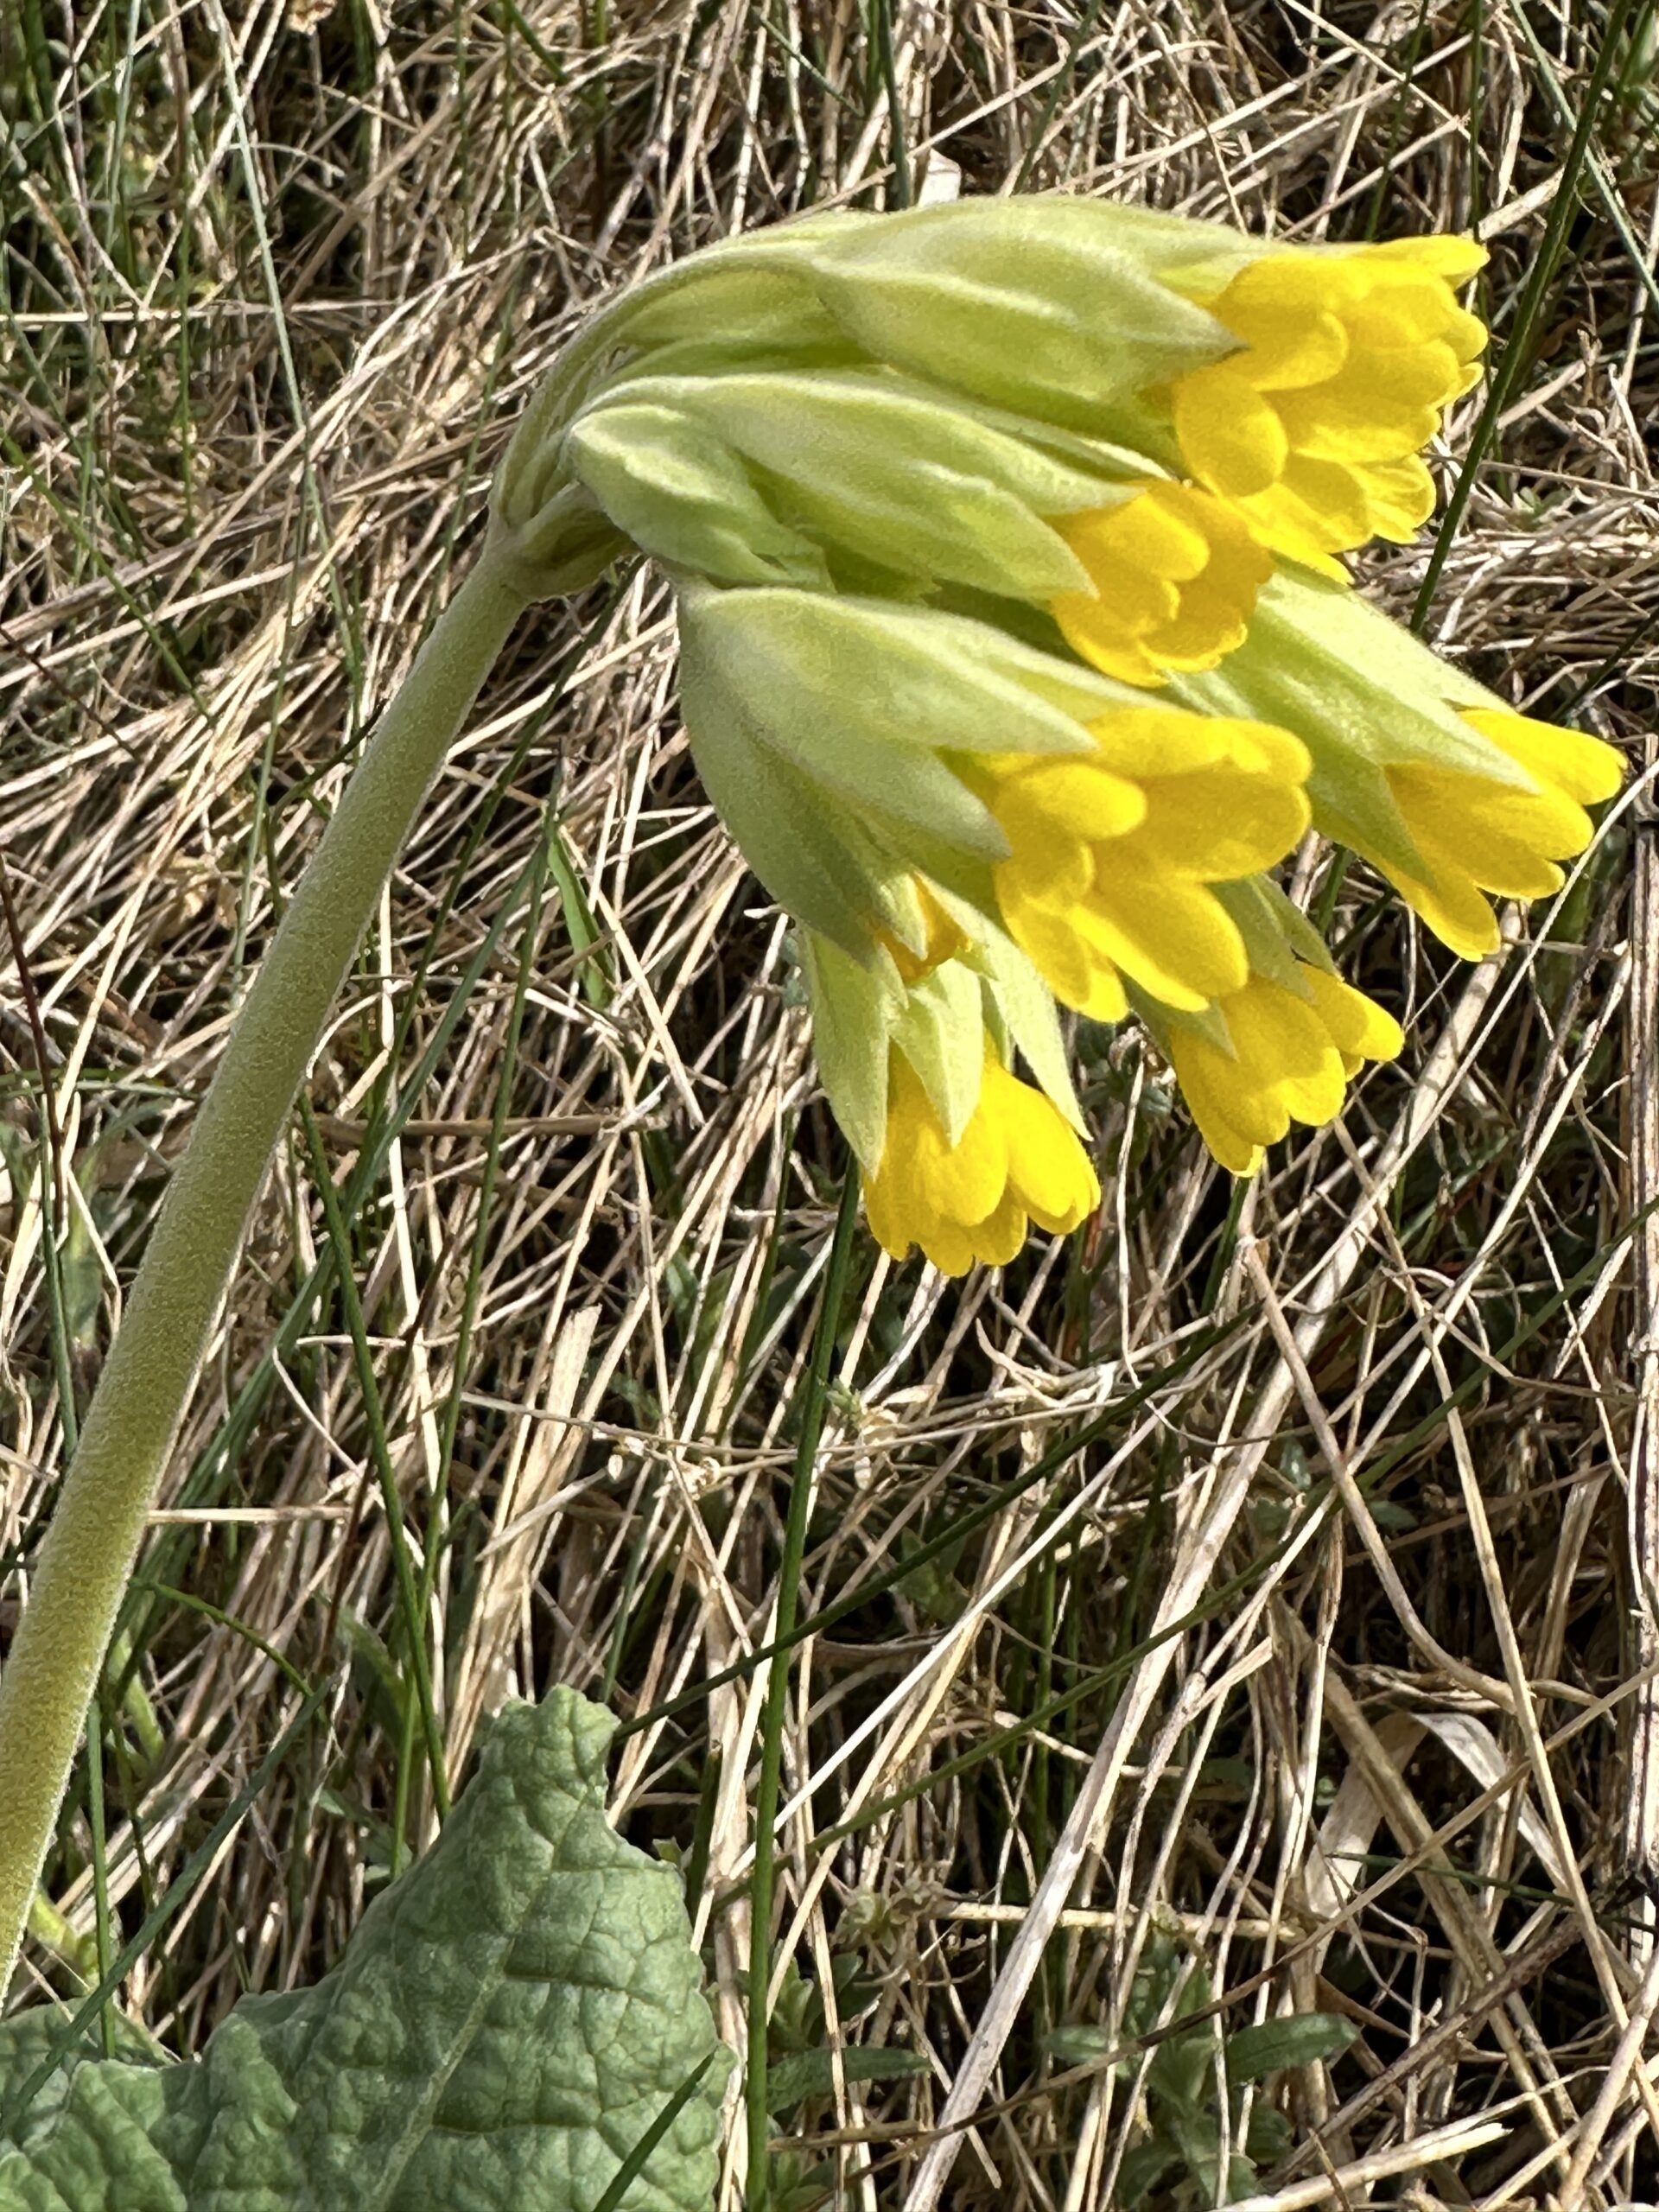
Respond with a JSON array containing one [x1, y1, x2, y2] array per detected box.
[[1172, 574, 1625, 958], [1149, 880, 1403, 1174], [962, 704, 1312, 1019], [1165, 237, 1487, 575], [487, 194, 1611, 1259]]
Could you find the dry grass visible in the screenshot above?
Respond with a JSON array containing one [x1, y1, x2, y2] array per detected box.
[[3, 0, 1658, 2203]]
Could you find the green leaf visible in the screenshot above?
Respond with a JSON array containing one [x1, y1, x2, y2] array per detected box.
[[0, 1690, 731, 2212], [1148, 2025, 1212, 2117], [1112, 2140, 1182, 2207], [764, 2046, 929, 2114], [1042, 2025, 1115, 2069], [1214, 879, 1312, 996], [1224, 2012, 1357, 2083], [0, 2009, 163, 2145], [1243, 2103, 1293, 2164]]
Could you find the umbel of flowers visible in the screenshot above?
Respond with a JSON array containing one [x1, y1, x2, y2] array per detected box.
[[495, 195, 1623, 1274]]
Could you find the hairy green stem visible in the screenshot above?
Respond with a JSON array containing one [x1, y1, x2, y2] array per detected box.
[[0, 531, 530, 1999]]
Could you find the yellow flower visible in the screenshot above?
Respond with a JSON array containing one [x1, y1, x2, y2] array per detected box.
[[965, 706, 1311, 1020], [1166, 965, 1404, 1175], [1167, 238, 1488, 576], [864, 1046, 1100, 1274], [1051, 481, 1273, 686], [1355, 706, 1624, 957]]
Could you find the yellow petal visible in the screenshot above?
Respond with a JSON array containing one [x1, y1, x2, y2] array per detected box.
[[1173, 365, 1290, 498], [1366, 234, 1488, 283], [1000, 884, 1127, 1016], [1302, 967, 1404, 1063], [1226, 254, 1364, 319], [1274, 381, 1446, 467], [992, 1069, 1101, 1231], [1080, 868, 1250, 1009], [919, 1094, 1007, 1224], [1215, 718, 1313, 784], [863, 1161, 915, 1260], [1087, 704, 1233, 779], [1054, 483, 1269, 686], [1222, 302, 1351, 391], [1393, 762, 1593, 885], [1134, 768, 1311, 881], [1226, 478, 1354, 574], [1052, 599, 1166, 688], [1166, 1036, 1268, 1173], [991, 786, 1099, 906], [967, 1193, 1029, 1269], [918, 1217, 980, 1275], [1184, 1039, 1293, 1147], [1278, 454, 1374, 550], [1227, 982, 1347, 1124], [1384, 858, 1503, 958], [1362, 454, 1437, 542], [1090, 487, 1211, 580], [1011, 756, 1150, 841], [1462, 707, 1624, 806]]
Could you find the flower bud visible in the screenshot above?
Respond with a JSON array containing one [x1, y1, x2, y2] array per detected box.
[[719, 197, 1236, 435], [564, 400, 832, 588], [569, 369, 1116, 599]]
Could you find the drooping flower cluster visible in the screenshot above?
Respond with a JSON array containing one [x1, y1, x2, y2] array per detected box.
[[493, 197, 1624, 1275]]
